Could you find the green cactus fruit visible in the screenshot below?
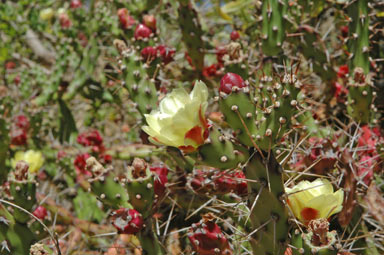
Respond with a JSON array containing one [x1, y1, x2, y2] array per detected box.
[[125, 158, 155, 218], [8, 162, 37, 224], [198, 126, 249, 170], [261, 0, 288, 56], [86, 157, 130, 209], [178, 1, 205, 73], [244, 150, 289, 255]]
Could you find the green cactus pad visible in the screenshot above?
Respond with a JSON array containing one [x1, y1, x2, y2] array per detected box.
[[198, 126, 249, 170], [244, 150, 289, 255], [261, 0, 288, 56], [125, 167, 155, 218], [178, 1, 205, 73]]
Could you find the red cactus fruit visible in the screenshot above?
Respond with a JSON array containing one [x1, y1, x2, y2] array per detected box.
[[141, 46, 158, 62], [150, 165, 169, 197], [77, 130, 103, 147], [357, 155, 374, 186], [33, 206, 48, 220], [74, 153, 91, 176], [59, 13, 72, 29], [216, 46, 227, 64], [219, 73, 246, 94], [134, 24, 152, 40], [14, 115, 30, 131], [143, 14, 156, 31], [340, 25, 349, 38], [214, 170, 247, 196], [337, 65, 349, 79], [111, 208, 143, 234], [70, 0, 82, 9], [188, 214, 232, 255], [190, 169, 216, 194], [203, 64, 218, 78], [77, 32, 88, 47], [230, 30, 240, 41], [10, 128, 27, 146], [102, 154, 112, 164], [117, 8, 135, 30], [5, 61, 16, 70], [333, 82, 348, 102], [14, 75, 21, 85], [232, 170, 248, 196], [156, 45, 175, 65]]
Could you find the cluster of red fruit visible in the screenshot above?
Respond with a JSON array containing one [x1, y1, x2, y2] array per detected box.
[[189, 168, 247, 196], [74, 130, 112, 177], [201, 30, 240, 78]]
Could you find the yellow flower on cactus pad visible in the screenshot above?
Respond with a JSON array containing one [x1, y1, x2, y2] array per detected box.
[[286, 179, 343, 225], [11, 150, 44, 173], [143, 81, 209, 153]]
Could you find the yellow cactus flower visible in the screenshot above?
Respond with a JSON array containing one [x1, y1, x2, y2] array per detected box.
[[39, 8, 55, 21], [142, 81, 209, 153], [12, 150, 44, 173], [286, 179, 344, 225]]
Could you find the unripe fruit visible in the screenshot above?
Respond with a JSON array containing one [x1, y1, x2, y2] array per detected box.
[[219, 73, 246, 94]]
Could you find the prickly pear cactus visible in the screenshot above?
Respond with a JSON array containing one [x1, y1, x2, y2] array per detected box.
[[1, 0, 383, 254]]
